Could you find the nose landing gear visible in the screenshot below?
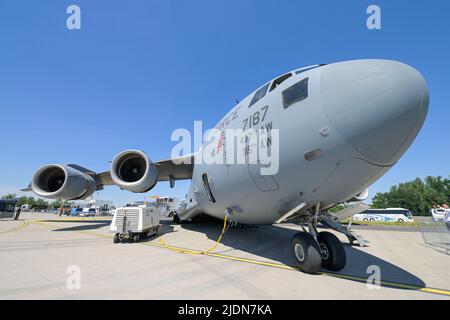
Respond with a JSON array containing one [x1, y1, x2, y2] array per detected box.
[[291, 211, 349, 274], [316, 231, 346, 271], [291, 232, 322, 273], [291, 230, 346, 273]]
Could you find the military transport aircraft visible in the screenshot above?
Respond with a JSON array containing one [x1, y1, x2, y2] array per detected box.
[[23, 60, 429, 273]]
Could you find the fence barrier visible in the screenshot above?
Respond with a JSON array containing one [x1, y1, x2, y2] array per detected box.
[[419, 221, 450, 255]]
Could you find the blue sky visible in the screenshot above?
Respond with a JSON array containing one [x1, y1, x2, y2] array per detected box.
[[0, 0, 449, 205]]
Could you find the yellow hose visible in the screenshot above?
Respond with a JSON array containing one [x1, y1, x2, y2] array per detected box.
[[158, 214, 229, 255]]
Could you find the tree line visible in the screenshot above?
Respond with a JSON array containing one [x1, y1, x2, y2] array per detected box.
[[0, 194, 72, 210], [372, 175, 450, 215]]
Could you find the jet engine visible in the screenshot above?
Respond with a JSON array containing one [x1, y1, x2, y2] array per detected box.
[[110, 150, 158, 193], [31, 164, 96, 200]]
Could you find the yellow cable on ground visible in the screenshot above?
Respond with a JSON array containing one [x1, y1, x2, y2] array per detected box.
[[158, 214, 229, 255]]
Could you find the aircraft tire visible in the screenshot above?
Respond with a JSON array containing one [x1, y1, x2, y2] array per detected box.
[[291, 232, 322, 274], [113, 233, 120, 244], [317, 232, 346, 271], [173, 214, 181, 225]]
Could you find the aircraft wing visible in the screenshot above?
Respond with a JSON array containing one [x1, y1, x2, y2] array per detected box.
[[154, 155, 195, 181], [22, 153, 195, 197]]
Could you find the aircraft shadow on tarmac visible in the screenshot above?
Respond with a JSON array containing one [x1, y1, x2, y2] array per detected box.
[[44, 220, 112, 232], [47, 218, 176, 236], [180, 217, 427, 291]]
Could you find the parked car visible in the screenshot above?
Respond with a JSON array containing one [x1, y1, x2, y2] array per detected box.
[[430, 207, 450, 222], [80, 207, 97, 217]]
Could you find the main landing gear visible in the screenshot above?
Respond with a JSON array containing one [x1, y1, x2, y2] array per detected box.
[[173, 214, 181, 225]]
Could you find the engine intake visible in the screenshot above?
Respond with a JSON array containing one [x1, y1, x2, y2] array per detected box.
[[31, 164, 96, 200], [110, 150, 158, 193]]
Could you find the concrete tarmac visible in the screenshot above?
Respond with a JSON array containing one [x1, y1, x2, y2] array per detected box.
[[0, 212, 449, 300]]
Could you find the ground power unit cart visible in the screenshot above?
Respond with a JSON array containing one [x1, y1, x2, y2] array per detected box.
[[110, 206, 160, 243]]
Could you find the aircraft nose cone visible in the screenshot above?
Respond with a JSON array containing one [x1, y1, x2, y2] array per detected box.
[[321, 60, 429, 165]]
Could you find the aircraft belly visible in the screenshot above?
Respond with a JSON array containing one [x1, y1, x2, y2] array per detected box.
[[312, 157, 391, 203]]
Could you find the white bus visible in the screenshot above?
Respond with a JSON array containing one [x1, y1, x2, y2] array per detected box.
[[353, 208, 414, 223]]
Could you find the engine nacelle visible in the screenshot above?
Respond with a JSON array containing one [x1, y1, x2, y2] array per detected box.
[[110, 150, 158, 193], [31, 164, 96, 200]]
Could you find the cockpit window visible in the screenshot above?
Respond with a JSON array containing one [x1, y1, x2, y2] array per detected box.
[[248, 83, 270, 108], [282, 78, 309, 109], [269, 73, 292, 92]]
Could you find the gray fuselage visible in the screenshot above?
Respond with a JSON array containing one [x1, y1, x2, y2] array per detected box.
[[181, 60, 429, 224]]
